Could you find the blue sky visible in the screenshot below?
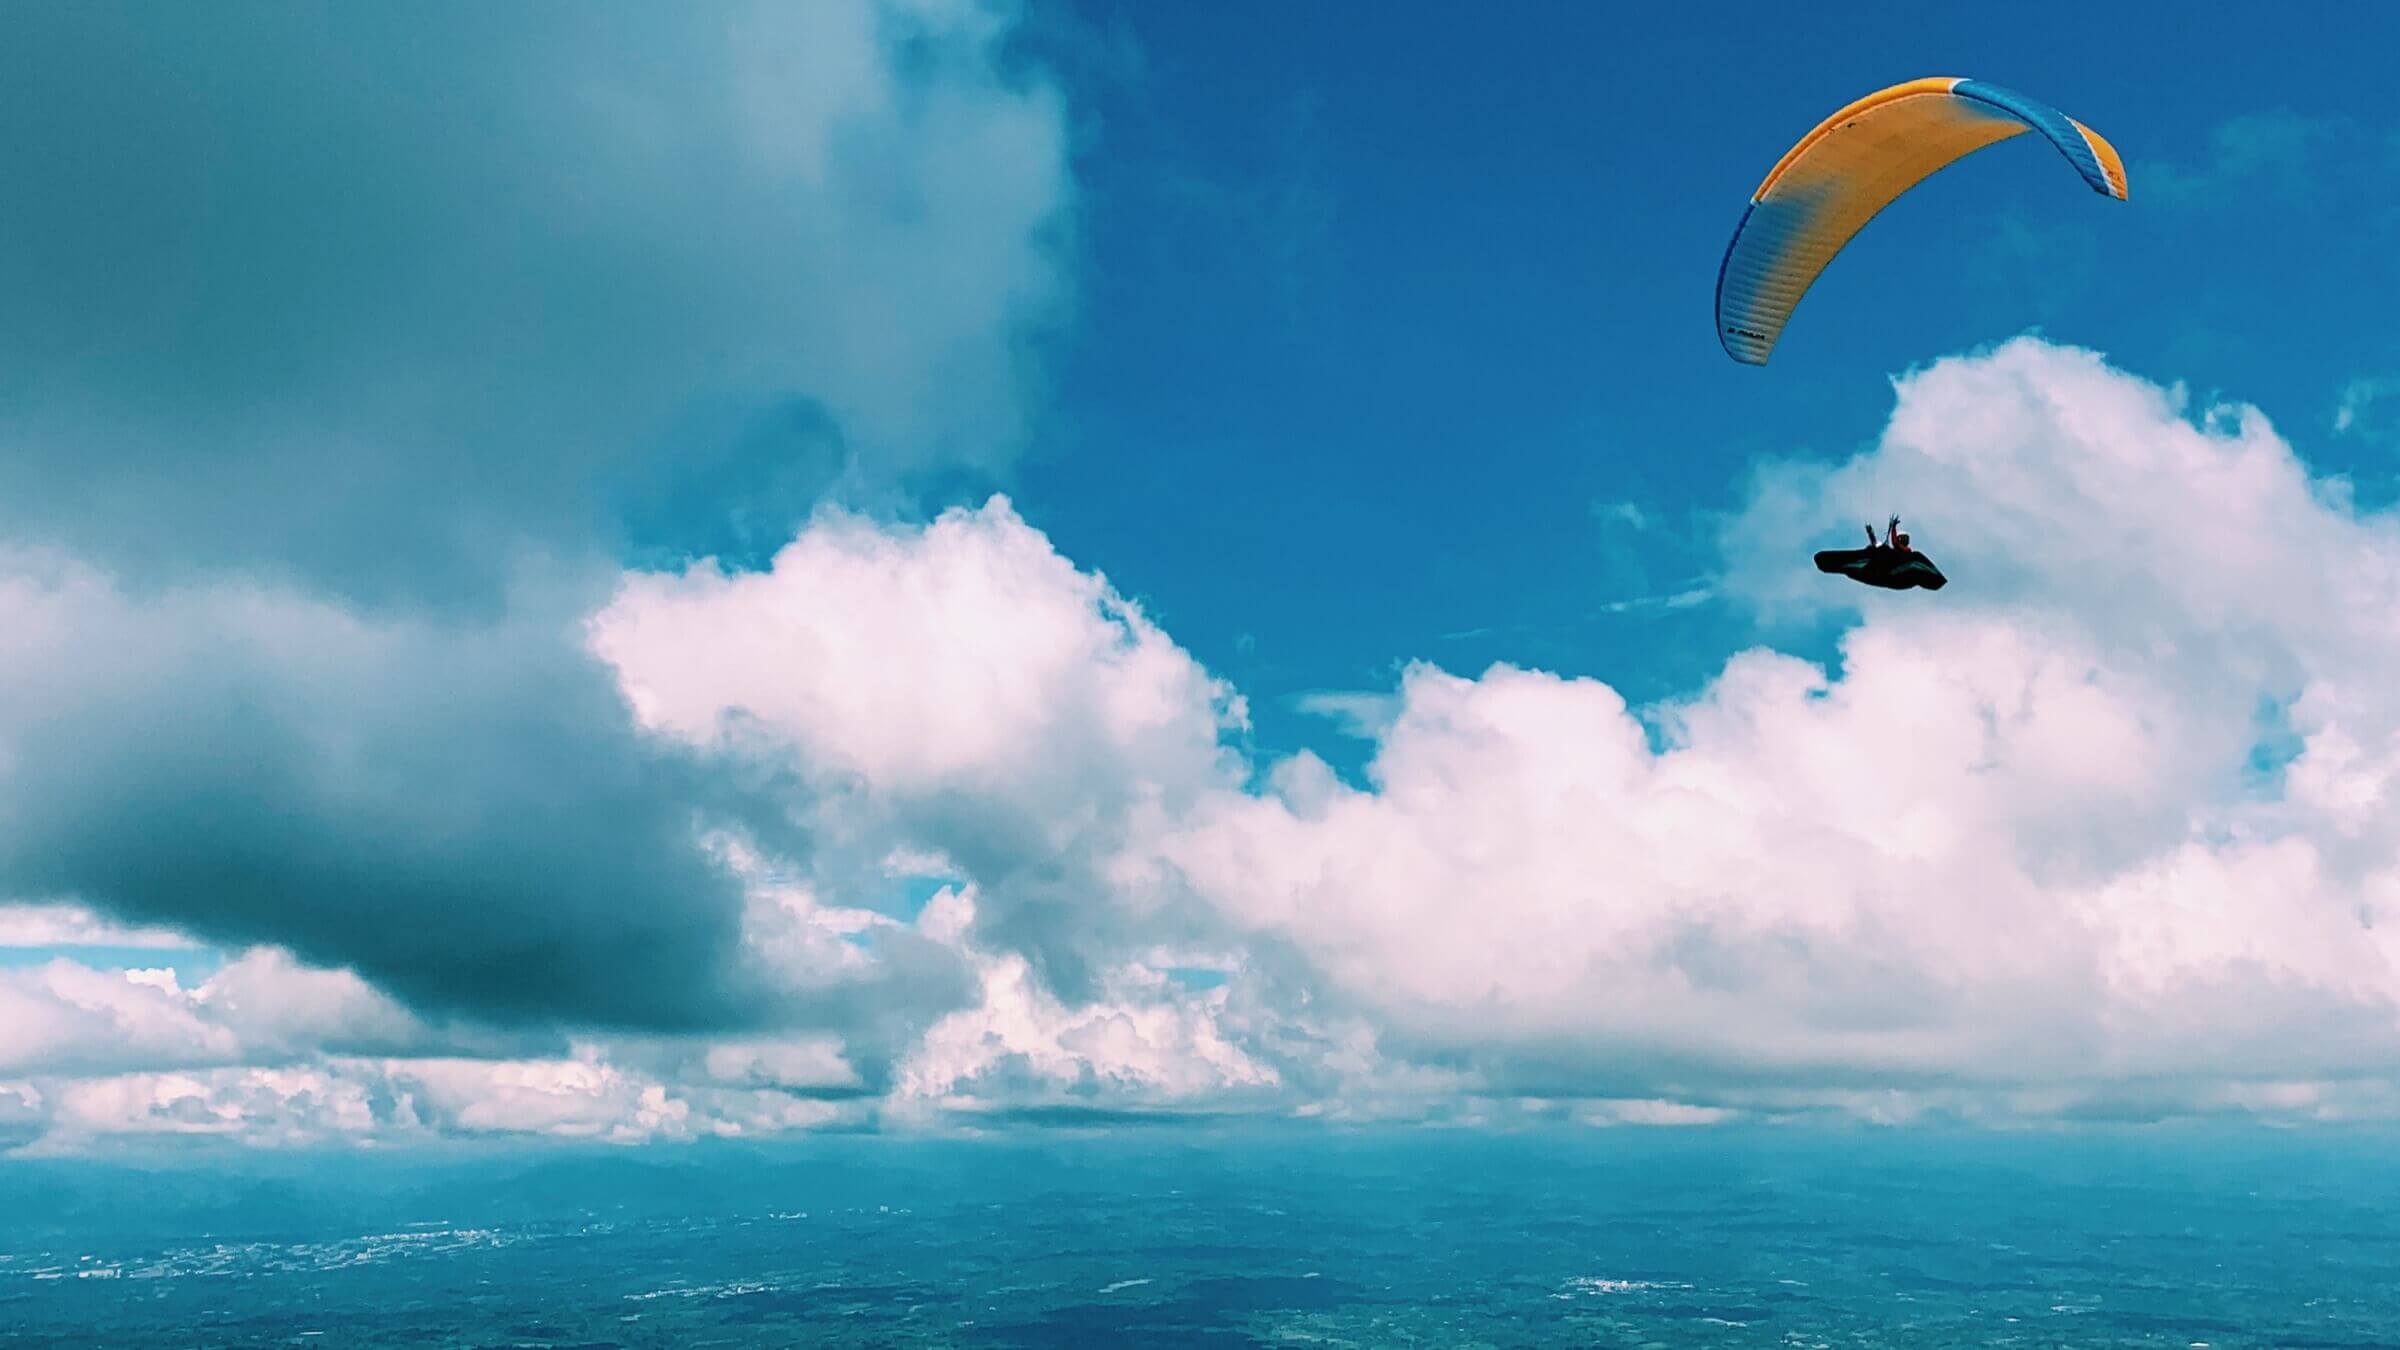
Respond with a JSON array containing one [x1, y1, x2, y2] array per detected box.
[[1008, 0, 2400, 752], [5, 1, 2400, 1153]]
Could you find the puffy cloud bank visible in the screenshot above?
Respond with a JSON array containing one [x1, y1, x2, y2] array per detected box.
[[0, 0, 1068, 1038], [11, 338, 2400, 1151]]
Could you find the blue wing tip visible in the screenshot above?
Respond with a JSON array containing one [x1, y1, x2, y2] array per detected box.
[[1951, 78, 2117, 197]]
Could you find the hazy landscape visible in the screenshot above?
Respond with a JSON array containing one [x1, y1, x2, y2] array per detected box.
[[9, 1130, 2396, 1347]]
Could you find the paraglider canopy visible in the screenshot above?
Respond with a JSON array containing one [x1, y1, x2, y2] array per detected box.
[[1717, 77, 2129, 365]]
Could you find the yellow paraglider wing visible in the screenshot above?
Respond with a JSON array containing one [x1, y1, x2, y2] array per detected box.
[[1716, 78, 2129, 365]]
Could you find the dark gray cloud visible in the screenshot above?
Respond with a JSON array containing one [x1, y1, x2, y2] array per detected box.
[[0, 568, 752, 1028], [0, 0, 1067, 604], [611, 396, 851, 574]]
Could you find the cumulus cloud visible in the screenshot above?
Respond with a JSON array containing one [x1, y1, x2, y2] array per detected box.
[[0, 0, 1070, 1039], [887, 887, 1280, 1122], [18, 337, 2400, 1153], [15, 1055, 852, 1153], [0, 556, 763, 1029], [0, 944, 498, 1097], [0, 962, 242, 1080], [597, 339, 2400, 1130], [591, 498, 1249, 1004], [0, 948, 862, 1151], [0, 0, 1096, 1153], [1174, 341, 2400, 1111]]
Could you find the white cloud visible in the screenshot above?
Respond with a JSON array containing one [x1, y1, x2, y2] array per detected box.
[[699, 1037, 863, 1094], [1596, 585, 1712, 614], [395, 1055, 697, 1142], [889, 888, 1280, 1119], [592, 498, 1242, 799], [2336, 376, 2400, 437], [0, 903, 196, 950], [1572, 1099, 1734, 1128], [0, 947, 466, 1082], [22, 338, 2400, 1151], [195, 949, 442, 1060], [1591, 500, 1652, 530], [0, 961, 242, 1078], [37, 1070, 354, 1147], [591, 497, 1250, 1005], [1291, 690, 1399, 739], [580, 352, 2400, 1129], [9, 1045, 858, 1153]]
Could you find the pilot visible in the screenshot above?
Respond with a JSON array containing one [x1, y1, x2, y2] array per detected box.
[[1865, 515, 1913, 553]]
